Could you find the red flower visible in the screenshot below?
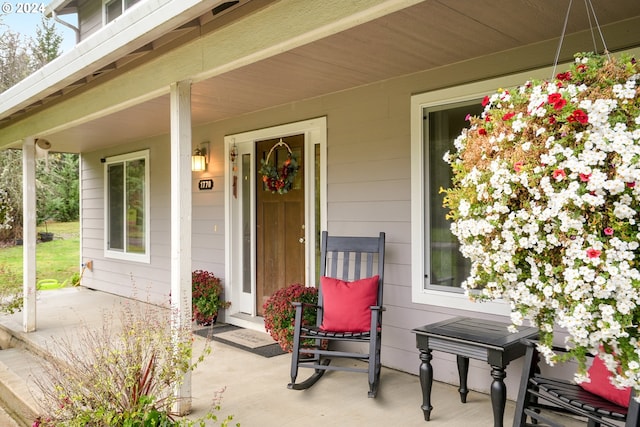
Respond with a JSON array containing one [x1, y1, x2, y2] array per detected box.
[[577, 64, 587, 73], [548, 93, 563, 104], [586, 248, 601, 259], [547, 93, 566, 111], [627, 182, 636, 188], [552, 169, 566, 180], [482, 96, 490, 107], [553, 99, 566, 111], [502, 112, 516, 121], [263, 283, 318, 352], [567, 109, 588, 124], [579, 173, 591, 182], [478, 128, 487, 136], [604, 227, 614, 236], [514, 161, 524, 173], [556, 71, 572, 81]]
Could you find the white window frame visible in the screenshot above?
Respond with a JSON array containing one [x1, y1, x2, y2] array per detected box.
[[103, 0, 141, 24], [410, 69, 553, 316], [103, 149, 150, 263]]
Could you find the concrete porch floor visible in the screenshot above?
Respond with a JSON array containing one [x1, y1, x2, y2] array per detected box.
[[0, 287, 583, 426]]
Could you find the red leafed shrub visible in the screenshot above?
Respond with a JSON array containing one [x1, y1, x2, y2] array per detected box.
[[263, 283, 318, 352], [192, 270, 230, 325]]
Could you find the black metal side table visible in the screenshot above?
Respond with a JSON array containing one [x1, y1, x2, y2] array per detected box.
[[412, 317, 537, 427]]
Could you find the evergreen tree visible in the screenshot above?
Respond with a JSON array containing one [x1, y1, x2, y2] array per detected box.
[[32, 17, 63, 68], [0, 18, 78, 241], [37, 153, 80, 223]]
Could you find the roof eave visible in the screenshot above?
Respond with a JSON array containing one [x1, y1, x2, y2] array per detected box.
[[2, 0, 224, 122], [44, 0, 78, 16]]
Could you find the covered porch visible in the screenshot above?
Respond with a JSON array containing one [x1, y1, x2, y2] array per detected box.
[[1, 0, 639, 424], [0, 287, 582, 426]]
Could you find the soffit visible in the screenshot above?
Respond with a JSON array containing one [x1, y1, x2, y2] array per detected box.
[[44, 0, 78, 16], [15, 0, 640, 152]]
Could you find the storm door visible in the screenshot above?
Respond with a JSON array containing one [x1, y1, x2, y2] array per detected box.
[[225, 117, 326, 324]]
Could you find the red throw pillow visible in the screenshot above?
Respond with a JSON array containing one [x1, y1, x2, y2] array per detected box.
[[580, 355, 631, 408], [319, 275, 379, 333]]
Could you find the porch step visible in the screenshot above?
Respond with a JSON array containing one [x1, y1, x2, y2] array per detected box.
[[0, 347, 42, 427]]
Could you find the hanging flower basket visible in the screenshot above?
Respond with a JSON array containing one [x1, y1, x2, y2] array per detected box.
[[442, 53, 640, 390], [259, 140, 299, 194]]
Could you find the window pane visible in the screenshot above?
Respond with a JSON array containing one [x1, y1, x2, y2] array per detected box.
[[426, 103, 482, 291], [108, 163, 124, 251], [125, 0, 140, 8], [242, 153, 251, 294], [126, 158, 145, 254], [314, 143, 321, 283], [106, 0, 122, 22]]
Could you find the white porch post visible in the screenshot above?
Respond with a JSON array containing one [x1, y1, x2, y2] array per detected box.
[[22, 137, 37, 332], [170, 80, 193, 415]]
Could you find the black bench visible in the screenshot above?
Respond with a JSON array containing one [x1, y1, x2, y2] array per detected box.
[[513, 339, 640, 427]]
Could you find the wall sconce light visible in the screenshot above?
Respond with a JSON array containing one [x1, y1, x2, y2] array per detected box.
[[191, 141, 210, 172]]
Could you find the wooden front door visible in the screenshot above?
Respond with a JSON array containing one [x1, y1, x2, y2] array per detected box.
[[256, 135, 305, 315]]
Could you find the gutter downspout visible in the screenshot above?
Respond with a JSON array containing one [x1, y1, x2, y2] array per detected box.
[[52, 11, 80, 43]]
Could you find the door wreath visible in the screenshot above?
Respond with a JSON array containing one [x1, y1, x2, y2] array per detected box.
[[259, 139, 299, 194]]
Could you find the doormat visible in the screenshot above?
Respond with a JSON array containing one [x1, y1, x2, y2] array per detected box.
[[194, 324, 287, 358]]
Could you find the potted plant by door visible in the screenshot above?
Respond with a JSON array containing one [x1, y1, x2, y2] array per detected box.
[[192, 270, 230, 326], [263, 283, 318, 352]]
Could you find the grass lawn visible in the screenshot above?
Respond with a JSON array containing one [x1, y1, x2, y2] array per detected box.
[[0, 221, 80, 291]]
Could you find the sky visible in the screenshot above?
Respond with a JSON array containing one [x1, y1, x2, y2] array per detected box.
[[1, 2, 78, 53]]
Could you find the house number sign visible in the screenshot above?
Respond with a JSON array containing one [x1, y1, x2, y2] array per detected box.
[[198, 179, 214, 190]]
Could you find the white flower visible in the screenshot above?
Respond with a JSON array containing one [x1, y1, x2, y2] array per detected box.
[[459, 200, 470, 217], [443, 54, 640, 393]]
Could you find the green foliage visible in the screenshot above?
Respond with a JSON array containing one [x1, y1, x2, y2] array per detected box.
[[70, 271, 81, 287], [0, 26, 31, 92], [0, 17, 63, 92], [0, 150, 80, 241], [33, 301, 236, 426], [32, 17, 63, 68], [0, 149, 23, 241], [0, 187, 12, 231], [1, 18, 76, 240], [0, 264, 22, 314], [0, 222, 80, 315], [192, 270, 230, 325], [263, 283, 318, 352], [36, 153, 80, 223]]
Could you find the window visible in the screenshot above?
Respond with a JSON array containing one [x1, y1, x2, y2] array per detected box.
[[104, 150, 150, 262], [426, 102, 479, 292], [105, 0, 141, 23], [409, 71, 551, 315]]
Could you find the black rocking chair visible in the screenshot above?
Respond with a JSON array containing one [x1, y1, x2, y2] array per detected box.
[[513, 339, 640, 427], [288, 231, 385, 397]]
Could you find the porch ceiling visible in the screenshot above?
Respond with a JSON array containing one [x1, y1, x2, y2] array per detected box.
[[30, 0, 640, 152]]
